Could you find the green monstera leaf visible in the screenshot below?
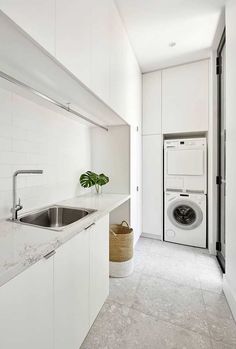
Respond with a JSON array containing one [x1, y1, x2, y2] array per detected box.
[[80, 171, 109, 193], [97, 173, 109, 186], [80, 171, 97, 188]]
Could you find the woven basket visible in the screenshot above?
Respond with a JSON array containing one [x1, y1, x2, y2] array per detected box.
[[109, 221, 133, 263]]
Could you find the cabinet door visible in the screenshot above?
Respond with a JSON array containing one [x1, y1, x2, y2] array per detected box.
[[142, 134, 163, 238], [90, 0, 110, 103], [0, 258, 53, 349], [90, 215, 109, 325], [131, 125, 142, 243], [109, 2, 128, 119], [0, 0, 55, 55], [54, 230, 90, 349], [162, 60, 209, 134], [55, 0, 91, 87], [143, 70, 162, 135]]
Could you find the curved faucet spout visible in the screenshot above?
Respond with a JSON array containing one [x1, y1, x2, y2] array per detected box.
[[12, 170, 44, 220]]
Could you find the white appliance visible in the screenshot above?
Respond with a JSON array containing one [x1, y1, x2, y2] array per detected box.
[[164, 138, 207, 193], [165, 191, 206, 248]]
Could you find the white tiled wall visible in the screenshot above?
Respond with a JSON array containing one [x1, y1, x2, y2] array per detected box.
[[0, 86, 91, 219]]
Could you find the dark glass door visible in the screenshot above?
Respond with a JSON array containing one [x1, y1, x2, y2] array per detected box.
[[217, 29, 226, 272]]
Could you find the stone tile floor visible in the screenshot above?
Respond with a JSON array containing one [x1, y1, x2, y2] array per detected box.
[[81, 238, 236, 349]]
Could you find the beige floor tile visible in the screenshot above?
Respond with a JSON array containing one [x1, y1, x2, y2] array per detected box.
[[135, 237, 153, 254], [143, 252, 201, 288], [199, 268, 223, 294], [121, 309, 212, 349], [133, 274, 210, 336], [133, 250, 147, 273], [81, 301, 130, 349], [108, 272, 141, 306], [206, 312, 236, 346], [211, 340, 236, 349], [151, 240, 198, 262], [203, 290, 233, 320]]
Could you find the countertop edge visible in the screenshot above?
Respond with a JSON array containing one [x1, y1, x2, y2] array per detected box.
[[0, 193, 130, 288]]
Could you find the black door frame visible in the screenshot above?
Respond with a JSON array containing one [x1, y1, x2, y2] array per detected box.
[[216, 28, 226, 272]]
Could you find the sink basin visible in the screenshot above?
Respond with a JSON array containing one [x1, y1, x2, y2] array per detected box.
[[16, 206, 96, 231]]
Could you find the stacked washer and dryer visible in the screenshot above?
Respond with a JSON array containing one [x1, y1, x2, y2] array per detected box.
[[164, 138, 207, 248]]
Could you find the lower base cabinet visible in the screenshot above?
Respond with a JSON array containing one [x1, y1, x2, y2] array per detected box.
[[54, 229, 90, 349], [0, 214, 109, 349], [90, 215, 109, 325], [0, 258, 54, 349]]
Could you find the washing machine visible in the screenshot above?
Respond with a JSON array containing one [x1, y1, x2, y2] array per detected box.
[[165, 191, 207, 248]]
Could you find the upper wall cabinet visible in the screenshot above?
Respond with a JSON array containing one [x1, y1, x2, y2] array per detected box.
[[162, 60, 209, 134], [90, 0, 110, 104], [55, 0, 91, 88], [0, 0, 55, 55], [109, 3, 128, 120], [125, 47, 142, 127], [143, 70, 162, 135], [0, 1, 141, 127]]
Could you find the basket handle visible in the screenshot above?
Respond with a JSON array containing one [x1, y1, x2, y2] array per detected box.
[[110, 229, 119, 239], [121, 221, 130, 229]]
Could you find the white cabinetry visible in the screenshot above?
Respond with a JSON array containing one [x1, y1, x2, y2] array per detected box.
[[0, 258, 54, 349], [143, 70, 162, 135], [0, 215, 109, 349], [54, 230, 90, 349], [109, 3, 127, 119], [90, 0, 110, 103], [131, 125, 142, 242], [0, 0, 55, 55], [55, 0, 91, 87], [162, 60, 209, 134], [54, 215, 109, 348], [142, 134, 163, 238], [89, 215, 109, 325]]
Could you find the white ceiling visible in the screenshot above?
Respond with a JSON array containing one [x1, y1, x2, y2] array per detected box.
[[115, 0, 225, 72]]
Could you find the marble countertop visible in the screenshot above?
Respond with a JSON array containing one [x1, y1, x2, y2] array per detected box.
[[0, 193, 130, 287]]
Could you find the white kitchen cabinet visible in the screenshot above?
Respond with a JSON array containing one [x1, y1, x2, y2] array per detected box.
[[109, 2, 128, 119], [0, 0, 55, 55], [162, 60, 209, 134], [55, 0, 91, 87], [143, 70, 162, 135], [0, 257, 54, 349], [54, 229, 90, 349], [54, 214, 109, 348], [142, 134, 163, 238], [90, 0, 110, 103], [131, 125, 142, 243], [89, 215, 109, 325]]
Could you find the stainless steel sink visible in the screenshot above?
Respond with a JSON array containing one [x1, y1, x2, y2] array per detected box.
[[14, 206, 96, 231]]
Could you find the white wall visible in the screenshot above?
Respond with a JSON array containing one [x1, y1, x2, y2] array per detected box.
[[0, 85, 91, 219], [90, 125, 130, 194], [223, 0, 236, 320]]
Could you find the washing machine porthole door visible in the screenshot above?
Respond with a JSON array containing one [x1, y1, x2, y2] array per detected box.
[[168, 200, 203, 230], [173, 205, 196, 226]]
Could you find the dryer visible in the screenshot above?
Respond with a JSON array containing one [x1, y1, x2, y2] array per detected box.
[[165, 191, 206, 248], [164, 138, 207, 193]]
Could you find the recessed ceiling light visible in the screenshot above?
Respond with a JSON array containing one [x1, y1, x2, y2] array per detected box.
[[169, 42, 176, 48]]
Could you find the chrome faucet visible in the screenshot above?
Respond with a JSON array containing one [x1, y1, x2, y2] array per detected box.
[[11, 170, 43, 220]]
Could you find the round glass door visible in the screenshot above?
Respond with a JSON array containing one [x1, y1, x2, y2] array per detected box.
[[168, 199, 203, 230], [173, 205, 196, 226]]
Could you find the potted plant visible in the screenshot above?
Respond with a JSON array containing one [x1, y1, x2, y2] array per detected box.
[[80, 171, 109, 194]]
